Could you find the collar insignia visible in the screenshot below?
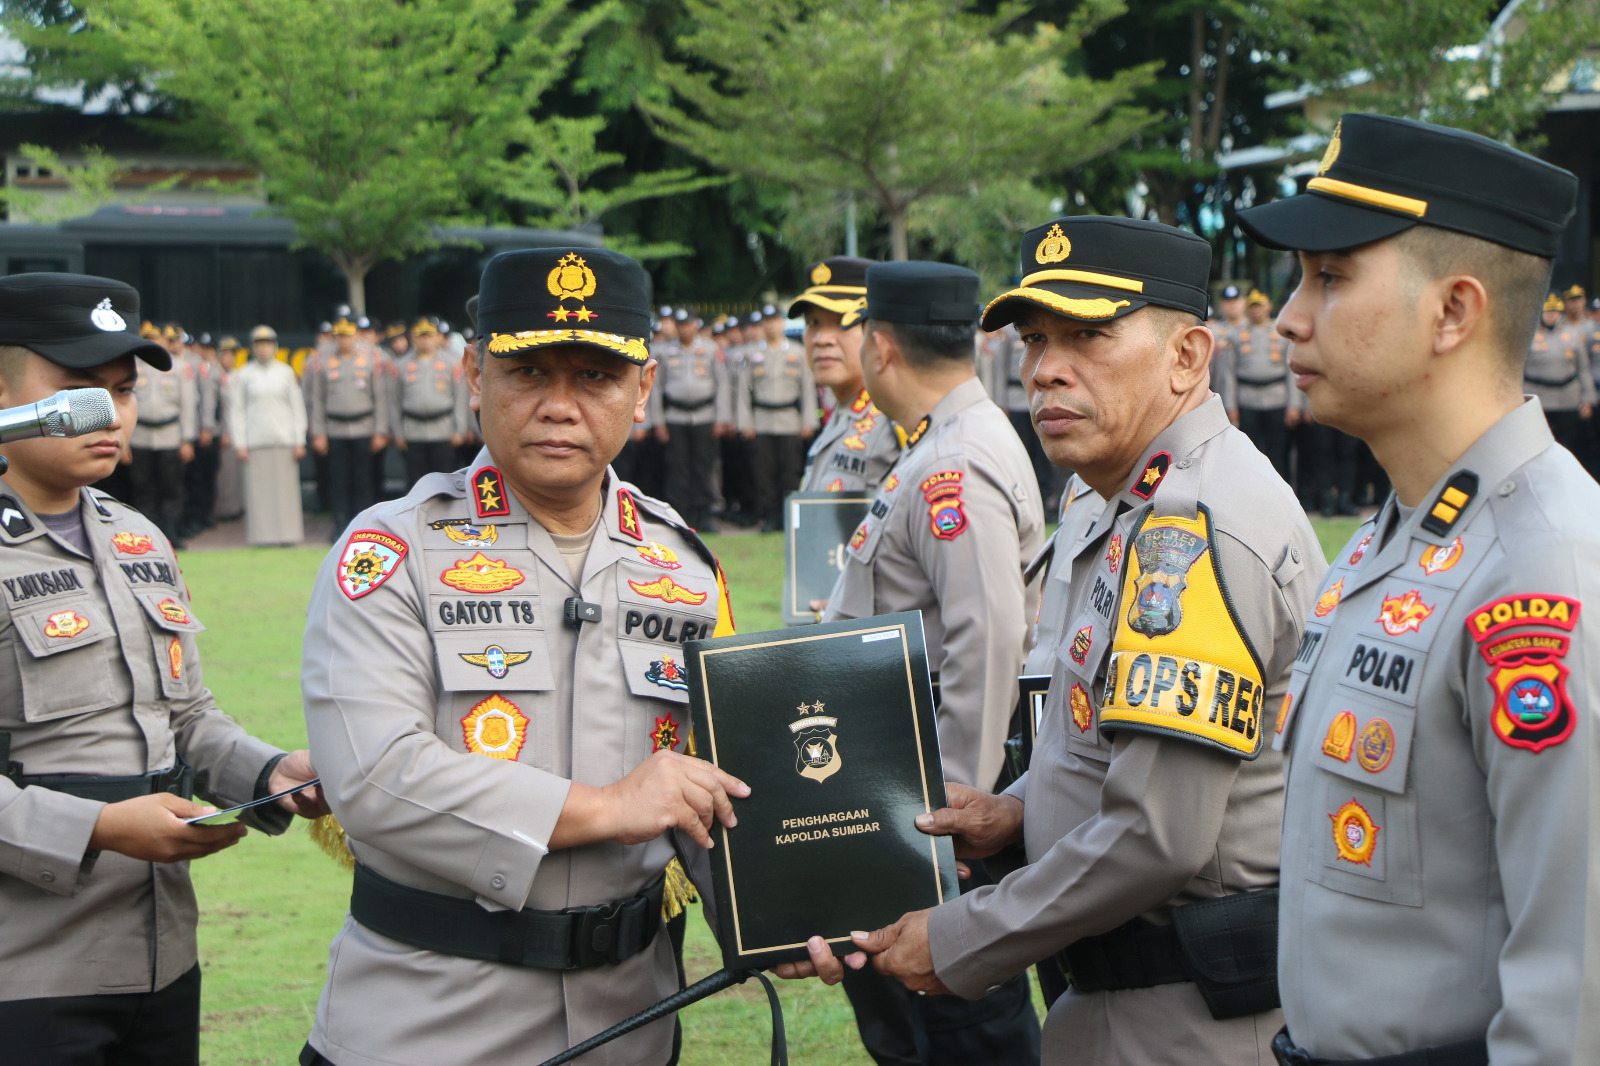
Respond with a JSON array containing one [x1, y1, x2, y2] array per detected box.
[[112, 531, 157, 555], [1420, 471, 1477, 536], [474, 467, 510, 519], [0, 495, 32, 538], [1129, 451, 1171, 500], [617, 489, 644, 540]]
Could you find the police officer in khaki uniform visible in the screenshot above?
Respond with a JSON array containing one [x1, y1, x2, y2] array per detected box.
[[308, 316, 391, 536], [1229, 290, 1299, 482], [391, 316, 468, 490], [1210, 284, 1243, 415], [794, 218, 1324, 1066], [128, 321, 198, 545], [1525, 291, 1594, 460], [649, 308, 731, 529], [804, 261, 1045, 1066], [792, 256, 902, 494], [737, 303, 819, 530], [0, 273, 325, 1066], [1239, 112, 1600, 1066], [299, 248, 747, 1066]]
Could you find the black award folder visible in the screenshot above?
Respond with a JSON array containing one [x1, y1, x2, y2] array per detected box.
[[781, 491, 872, 625], [684, 612, 959, 969]]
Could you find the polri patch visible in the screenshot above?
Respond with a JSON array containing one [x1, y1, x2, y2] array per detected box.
[[1315, 578, 1344, 618], [338, 530, 409, 600], [43, 609, 89, 638], [473, 467, 510, 519], [1330, 798, 1380, 866], [157, 598, 190, 625], [111, 531, 156, 555], [1418, 537, 1463, 576], [462, 694, 528, 760]]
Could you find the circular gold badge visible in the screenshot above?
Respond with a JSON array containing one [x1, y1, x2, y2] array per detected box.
[[811, 262, 833, 285]]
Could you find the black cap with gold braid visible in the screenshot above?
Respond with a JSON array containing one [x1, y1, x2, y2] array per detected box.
[[787, 256, 873, 321], [1238, 113, 1577, 257], [982, 216, 1212, 330], [477, 247, 652, 365]]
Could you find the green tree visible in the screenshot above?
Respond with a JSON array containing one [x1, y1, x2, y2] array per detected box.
[[644, 0, 1155, 261], [1258, 0, 1600, 145], [0, 143, 181, 222]]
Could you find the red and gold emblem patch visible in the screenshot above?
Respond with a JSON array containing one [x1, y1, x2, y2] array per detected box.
[[1419, 537, 1464, 576], [338, 530, 409, 600], [43, 609, 89, 638], [1356, 718, 1395, 773], [1275, 692, 1294, 735], [636, 541, 682, 570], [920, 471, 963, 498], [1070, 683, 1092, 732], [1105, 534, 1123, 575], [1321, 710, 1356, 761], [1330, 798, 1380, 866], [1347, 532, 1374, 565], [825, 478, 844, 492], [849, 523, 868, 551], [1377, 589, 1434, 636], [1468, 593, 1580, 753], [651, 714, 680, 752], [1130, 451, 1171, 500], [628, 575, 709, 605], [1069, 625, 1092, 665], [462, 694, 528, 760], [617, 489, 644, 540], [1466, 594, 1580, 643], [111, 531, 156, 555], [168, 637, 183, 680], [922, 470, 967, 540], [1315, 578, 1344, 618], [440, 553, 526, 594], [157, 598, 190, 625], [842, 433, 867, 452], [473, 466, 510, 519], [883, 475, 899, 493], [849, 389, 871, 414]]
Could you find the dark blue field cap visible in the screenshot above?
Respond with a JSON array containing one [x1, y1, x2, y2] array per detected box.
[[982, 216, 1212, 330], [478, 247, 652, 365], [847, 261, 980, 328], [1238, 113, 1578, 257], [0, 273, 169, 370]]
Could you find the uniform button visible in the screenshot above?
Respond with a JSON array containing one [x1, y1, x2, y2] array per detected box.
[[39, 870, 55, 883], [490, 874, 505, 890], [1176, 459, 1192, 469], [1291, 547, 1301, 563], [1499, 481, 1516, 497]]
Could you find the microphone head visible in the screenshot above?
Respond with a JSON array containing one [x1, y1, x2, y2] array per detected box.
[[50, 388, 116, 437]]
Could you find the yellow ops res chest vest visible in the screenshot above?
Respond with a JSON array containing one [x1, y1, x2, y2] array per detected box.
[[344, 463, 734, 972], [1059, 456, 1279, 1020]]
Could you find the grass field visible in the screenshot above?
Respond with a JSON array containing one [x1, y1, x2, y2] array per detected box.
[[184, 516, 1365, 1064]]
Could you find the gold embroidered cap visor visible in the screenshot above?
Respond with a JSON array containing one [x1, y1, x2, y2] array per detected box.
[[1237, 113, 1577, 257], [788, 256, 875, 321], [981, 216, 1212, 331], [477, 246, 654, 366]]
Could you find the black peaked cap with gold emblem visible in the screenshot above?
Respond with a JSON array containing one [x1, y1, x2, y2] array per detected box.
[[982, 217, 1211, 331], [788, 256, 874, 320], [1238, 113, 1578, 257], [478, 247, 652, 366], [848, 261, 980, 329], [0, 273, 170, 370]]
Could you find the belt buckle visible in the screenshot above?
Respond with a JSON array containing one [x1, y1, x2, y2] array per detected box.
[[571, 899, 624, 968]]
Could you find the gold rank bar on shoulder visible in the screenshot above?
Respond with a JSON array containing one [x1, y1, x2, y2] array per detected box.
[[1421, 471, 1478, 536]]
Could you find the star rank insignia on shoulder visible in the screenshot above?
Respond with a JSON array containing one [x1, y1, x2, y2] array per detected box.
[[1130, 452, 1171, 500], [473, 467, 510, 519], [617, 489, 644, 540]]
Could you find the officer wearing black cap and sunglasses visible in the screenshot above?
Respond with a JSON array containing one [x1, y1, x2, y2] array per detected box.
[[0, 273, 326, 1066], [1239, 112, 1600, 1066]]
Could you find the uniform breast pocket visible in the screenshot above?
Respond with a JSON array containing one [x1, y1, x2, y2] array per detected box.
[[10, 600, 125, 720], [1305, 699, 1421, 905], [432, 631, 555, 767], [133, 591, 207, 701]]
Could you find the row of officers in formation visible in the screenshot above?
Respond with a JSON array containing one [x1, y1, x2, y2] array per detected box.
[[0, 111, 1598, 1066]]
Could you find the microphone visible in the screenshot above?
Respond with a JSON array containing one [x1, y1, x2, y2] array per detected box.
[[0, 388, 117, 444], [0, 388, 117, 476]]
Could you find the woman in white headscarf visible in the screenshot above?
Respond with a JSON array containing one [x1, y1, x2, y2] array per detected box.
[[228, 325, 307, 545]]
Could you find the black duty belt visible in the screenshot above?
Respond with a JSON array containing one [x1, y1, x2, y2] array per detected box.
[[350, 861, 664, 970], [1271, 1030, 1487, 1066], [663, 396, 715, 411], [3, 739, 193, 804], [401, 409, 454, 422], [138, 416, 179, 428], [1058, 887, 1279, 1020], [325, 410, 376, 422], [751, 397, 802, 410], [1237, 373, 1288, 387], [1524, 372, 1578, 388]]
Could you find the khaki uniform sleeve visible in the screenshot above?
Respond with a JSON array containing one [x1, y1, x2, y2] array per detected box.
[[733, 360, 752, 435], [1212, 332, 1237, 411], [0, 780, 103, 895], [453, 363, 470, 439], [178, 365, 199, 443], [714, 351, 734, 426], [912, 459, 1030, 789], [799, 355, 819, 433], [307, 363, 327, 438], [1461, 546, 1600, 1063], [928, 527, 1320, 996], [1577, 335, 1597, 407], [302, 522, 572, 910], [226, 367, 247, 445]]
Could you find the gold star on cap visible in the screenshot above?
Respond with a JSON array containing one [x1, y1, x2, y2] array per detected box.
[[1035, 223, 1072, 265]]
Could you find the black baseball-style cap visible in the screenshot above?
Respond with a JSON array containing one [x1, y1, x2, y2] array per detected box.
[[789, 256, 874, 321], [1237, 113, 1578, 257], [478, 248, 652, 365], [0, 273, 170, 370], [847, 262, 980, 329], [982, 216, 1212, 331]]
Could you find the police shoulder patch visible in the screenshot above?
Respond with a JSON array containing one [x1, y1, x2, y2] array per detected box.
[[338, 529, 409, 600], [1098, 504, 1268, 759], [1466, 592, 1581, 752]]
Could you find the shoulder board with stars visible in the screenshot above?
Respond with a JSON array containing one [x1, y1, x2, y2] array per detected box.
[[1130, 451, 1171, 500], [474, 467, 510, 519]]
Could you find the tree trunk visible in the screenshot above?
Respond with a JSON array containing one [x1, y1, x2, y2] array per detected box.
[[1189, 8, 1205, 160], [1205, 19, 1234, 154], [887, 204, 908, 261], [340, 262, 370, 318]]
